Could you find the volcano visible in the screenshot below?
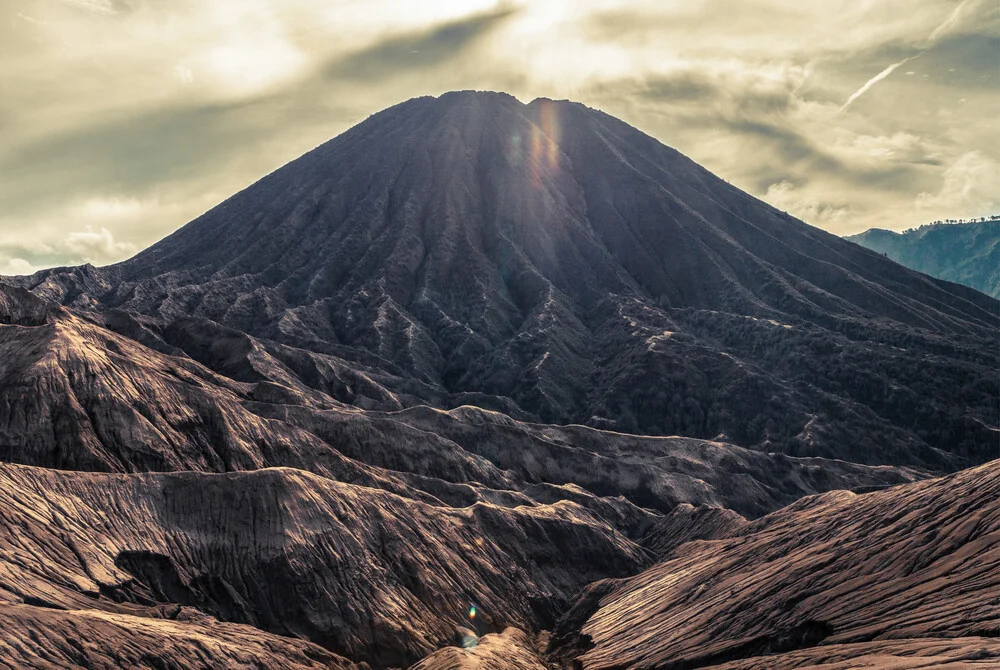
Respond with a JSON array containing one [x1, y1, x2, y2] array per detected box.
[[2, 91, 998, 668], [20, 91, 998, 469]]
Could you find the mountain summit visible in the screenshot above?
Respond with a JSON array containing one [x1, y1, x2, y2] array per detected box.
[[19, 91, 999, 467]]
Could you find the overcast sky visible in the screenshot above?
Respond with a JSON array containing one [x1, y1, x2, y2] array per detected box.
[[1, 0, 997, 273]]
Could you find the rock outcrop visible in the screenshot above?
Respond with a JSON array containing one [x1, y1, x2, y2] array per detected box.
[[694, 638, 1000, 669], [0, 462, 648, 667], [408, 628, 548, 670], [555, 461, 1000, 669], [0, 603, 361, 670]]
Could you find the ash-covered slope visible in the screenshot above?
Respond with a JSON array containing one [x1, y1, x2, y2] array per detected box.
[[553, 460, 1000, 669], [0, 462, 649, 668], [0, 279, 938, 669], [409, 628, 548, 670], [0, 281, 914, 519], [0, 604, 361, 670], [17, 91, 998, 468]]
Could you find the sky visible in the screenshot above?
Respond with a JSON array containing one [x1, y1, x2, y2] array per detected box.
[[1, 0, 997, 274]]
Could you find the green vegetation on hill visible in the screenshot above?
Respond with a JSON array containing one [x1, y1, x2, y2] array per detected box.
[[847, 217, 1000, 298]]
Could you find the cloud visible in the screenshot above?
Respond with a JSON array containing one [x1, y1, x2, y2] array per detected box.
[[842, 132, 940, 165], [322, 6, 518, 82], [0, 100, 265, 213], [64, 227, 137, 263], [916, 151, 1000, 215], [838, 0, 988, 112], [0, 257, 40, 277], [928, 0, 979, 42], [763, 181, 854, 225], [0, 5, 520, 224], [840, 59, 912, 111], [0, 196, 193, 270], [55, 0, 119, 14], [636, 61, 810, 114], [79, 197, 146, 220], [181, 29, 306, 99]]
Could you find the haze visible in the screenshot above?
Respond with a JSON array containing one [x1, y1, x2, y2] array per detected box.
[[1, 0, 997, 274]]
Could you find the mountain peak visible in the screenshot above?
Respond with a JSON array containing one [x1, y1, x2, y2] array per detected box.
[[12, 91, 998, 468]]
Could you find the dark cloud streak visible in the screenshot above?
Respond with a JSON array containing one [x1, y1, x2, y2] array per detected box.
[[323, 6, 518, 82], [0, 6, 519, 223]]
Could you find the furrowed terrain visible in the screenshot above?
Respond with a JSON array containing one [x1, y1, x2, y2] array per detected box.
[[553, 461, 1000, 669], [1, 91, 997, 668]]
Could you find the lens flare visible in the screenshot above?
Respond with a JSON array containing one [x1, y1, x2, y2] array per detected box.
[[529, 100, 561, 188], [540, 102, 559, 167], [469, 605, 477, 619]]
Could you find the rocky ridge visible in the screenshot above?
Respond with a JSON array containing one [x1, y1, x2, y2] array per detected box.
[[554, 461, 1000, 669]]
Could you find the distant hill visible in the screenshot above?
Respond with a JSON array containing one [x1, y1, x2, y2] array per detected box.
[[847, 218, 1000, 298]]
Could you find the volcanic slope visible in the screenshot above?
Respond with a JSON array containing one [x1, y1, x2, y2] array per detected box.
[[0, 281, 918, 520], [15, 91, 998, 469], [0, 461, 650, 668], [0, 604, 361, 670], [0, 281, 933, 669], [552, 460, 1000, 669]]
